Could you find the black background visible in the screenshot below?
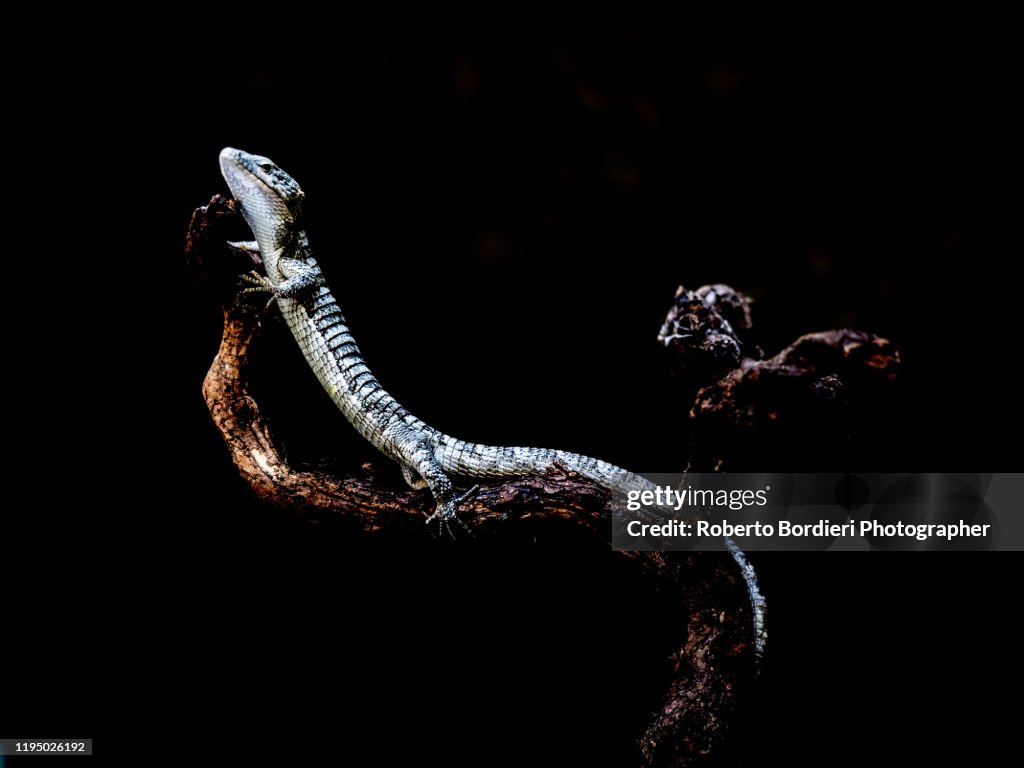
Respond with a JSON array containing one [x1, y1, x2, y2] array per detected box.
[[7, 9, 1017, 765]]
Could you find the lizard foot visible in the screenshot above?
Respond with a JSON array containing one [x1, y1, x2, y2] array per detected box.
[[239, 270, 279, 309], [425, 485, 480, 540]]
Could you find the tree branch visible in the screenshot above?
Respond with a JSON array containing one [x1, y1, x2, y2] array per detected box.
[[189, 194, 894, 765], [202, 296, 617, 537]]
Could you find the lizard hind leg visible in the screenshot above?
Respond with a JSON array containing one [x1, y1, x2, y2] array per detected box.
[[403, 442, 479, 539], [426, 484, 480, 539]]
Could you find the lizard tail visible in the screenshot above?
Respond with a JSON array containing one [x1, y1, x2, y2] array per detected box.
[[723, 536, 768, 664], [435, 439, 767, 663], [435, 440, 650, 492]]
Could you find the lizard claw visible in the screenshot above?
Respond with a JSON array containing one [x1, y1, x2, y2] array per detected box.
[[240, 270, 274, 291], [426, 485, 480, 540], [239, 270, 279, 309]]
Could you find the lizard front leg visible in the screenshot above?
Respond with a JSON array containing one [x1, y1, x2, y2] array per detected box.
[[240, 256, 323, 303], [228, 240, 260, 256]]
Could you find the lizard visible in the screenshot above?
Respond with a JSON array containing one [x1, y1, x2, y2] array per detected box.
[[218, 147, 767, 661]]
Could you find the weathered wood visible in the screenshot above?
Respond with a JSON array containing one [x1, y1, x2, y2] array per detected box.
[[189, 193, 897, 764], [658, 283, 901, 472], [202, 295, 619, 537]]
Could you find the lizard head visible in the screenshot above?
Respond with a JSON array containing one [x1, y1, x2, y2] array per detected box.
[[219, 147, 305, 267]]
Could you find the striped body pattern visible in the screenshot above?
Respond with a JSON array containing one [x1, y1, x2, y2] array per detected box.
[[279, 270, 653, 500], [218, 147, 765, 662]]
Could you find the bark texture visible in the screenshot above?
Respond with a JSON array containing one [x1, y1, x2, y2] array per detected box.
[[189, 194, 898, 765]]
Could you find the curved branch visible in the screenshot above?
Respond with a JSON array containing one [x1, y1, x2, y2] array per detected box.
[[189, 195, 755, 765], [203, 298, 616, 537]]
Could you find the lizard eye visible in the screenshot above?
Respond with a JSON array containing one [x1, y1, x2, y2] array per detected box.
[[258, 163, 273, 173]]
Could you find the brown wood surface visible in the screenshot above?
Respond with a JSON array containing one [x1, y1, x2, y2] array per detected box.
[[188, 194, 897, 765]]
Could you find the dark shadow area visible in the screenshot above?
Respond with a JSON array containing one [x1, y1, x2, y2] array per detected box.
[[13, 11, 1015, 765], [167, 14, 1011, 764]]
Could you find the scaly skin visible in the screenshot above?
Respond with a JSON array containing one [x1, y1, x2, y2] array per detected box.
[[218, 147, 766, 661]]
